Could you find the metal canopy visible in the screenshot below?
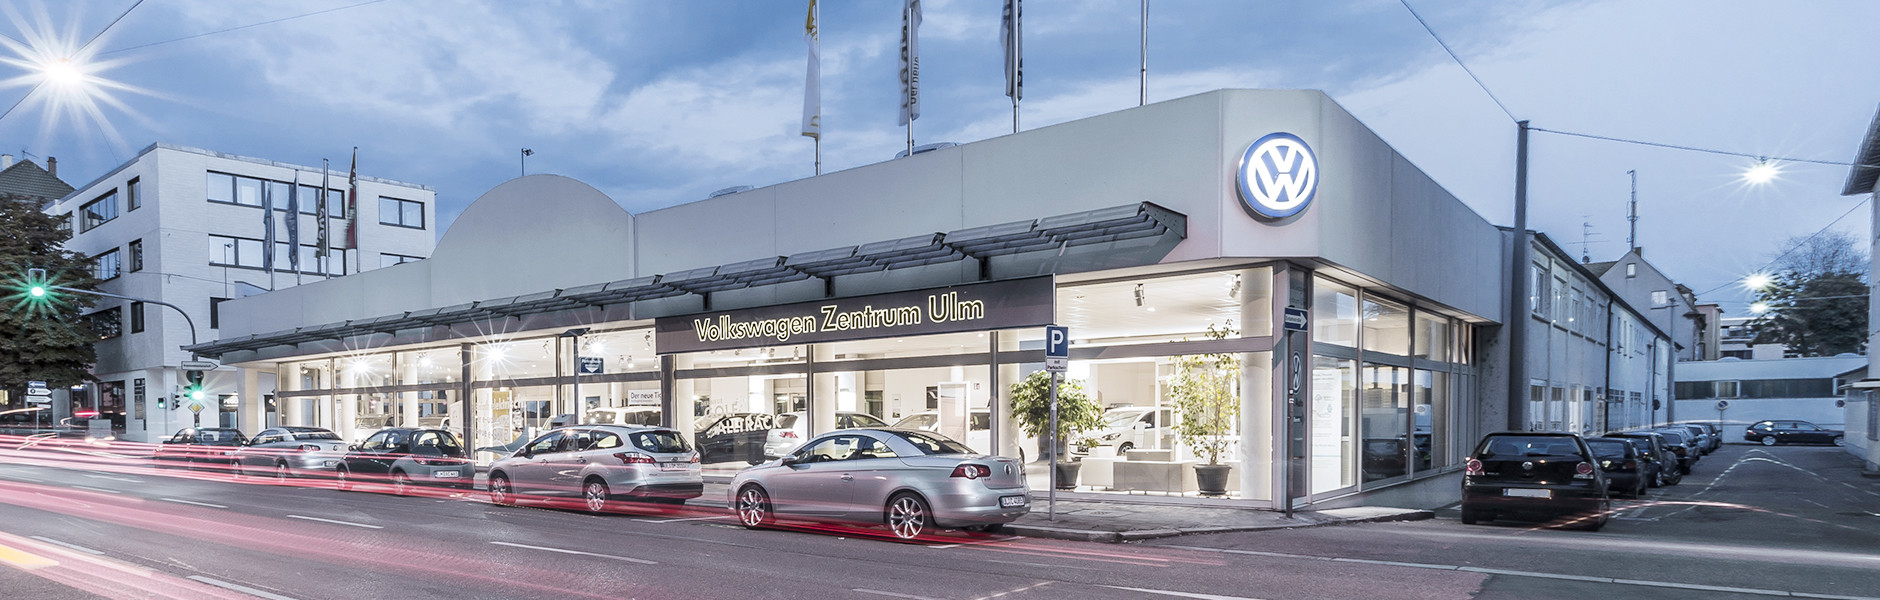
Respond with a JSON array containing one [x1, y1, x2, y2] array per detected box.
[[184, 202, 1184, 358]]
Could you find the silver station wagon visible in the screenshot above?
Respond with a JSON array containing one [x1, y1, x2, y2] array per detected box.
[[487, 425, 704, 513], [731, 428, 1029, 540]]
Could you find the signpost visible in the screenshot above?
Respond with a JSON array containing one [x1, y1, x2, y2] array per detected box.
[[578, 357, 604, 375], [1044, 325, 1069, 520], [1283, 307, 1309, 332], [181, 359, 220, 371]]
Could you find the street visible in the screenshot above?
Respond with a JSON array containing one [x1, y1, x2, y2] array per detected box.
[[1, 443, 1876, 600]]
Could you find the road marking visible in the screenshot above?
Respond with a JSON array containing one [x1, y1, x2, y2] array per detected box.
[[488, 541, 656, 565], [1103, 585, 1268, 600], [0, 543, 58, 569], [28, 536, 103, 555], [82, 473, 140, 483], [159, 498, 227, 509], [1163, 544, 1880, 600], [854, 589, 947, 600], [71, 485, 121, 494], [285, 515, 382, 529], [631, 515, 733, 524], [0, 474, 43, 482], [187, 575, 301, 600], [930, 535, 1023, 549]]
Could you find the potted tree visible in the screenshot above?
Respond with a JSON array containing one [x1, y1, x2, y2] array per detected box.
[[1172, 324, 1241, 496], [1009, 370, 1103, 489]]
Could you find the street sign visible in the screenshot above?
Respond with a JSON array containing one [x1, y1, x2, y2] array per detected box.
[[189, 402, 206, 415], [27, 380, 45, 388], [26, 397, 50, 405], [1715, 400, 1729, 411], [1044, 326, 1069, 373], [1283, 307, 1309, 332], [25, 386, 51, 397], [180, 359, 220, 371], [577, 356, 604, 375]]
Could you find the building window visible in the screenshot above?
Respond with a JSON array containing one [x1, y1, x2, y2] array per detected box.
[[1529, 263, 1546, 316], [207, 172, 267, 207], [127, 177, 142, 211], [209, 235, 268, 269], [1715, 380, 1739, 398], [295, 185, 345, 216], [93, 249, 121, 280], [128, 239, 143, 272], [379, 197, 424, 229], [130, 301, 145, 333], [1651, 290, 1669, 306], [81, 191, 118, 232], [210, 297, 228, 329], [87, 307, 122, 340], [380, 253, 423, 268], [1625, 263, 1637, 278], [57, 212, 71, 234]]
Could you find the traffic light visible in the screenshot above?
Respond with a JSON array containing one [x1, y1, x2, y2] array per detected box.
[[20, 267, 50, 300], [156, 396, 168, 410], [183, 370, 205, 402]]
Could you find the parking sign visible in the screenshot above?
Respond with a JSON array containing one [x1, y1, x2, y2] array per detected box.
[[1045, 326, 1069, 373]]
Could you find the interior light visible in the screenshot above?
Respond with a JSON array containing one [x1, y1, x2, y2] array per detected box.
[[1134, 283, 1145, 307], [1229, 274, 1241, 299]]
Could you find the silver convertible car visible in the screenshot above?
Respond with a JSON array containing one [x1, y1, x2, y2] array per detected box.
[[730, 428, 1029, 540], [230, 426, 348, 480], [487, 424, 704, 513]]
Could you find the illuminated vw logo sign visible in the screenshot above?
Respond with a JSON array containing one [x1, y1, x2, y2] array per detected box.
[[1236, 132, 1318, 220]]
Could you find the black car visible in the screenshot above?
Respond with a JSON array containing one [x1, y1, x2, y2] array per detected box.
[[335, 428, 474, 494], [1743, 420, 1845, 447], [1462, 432, 1610, 531], [1604, 432, 1681, 487], [694, 413, 775, 465], [153, 427, 249, 471], [1651, 429, 1699, 474], [1585, 437, 1647, 498]]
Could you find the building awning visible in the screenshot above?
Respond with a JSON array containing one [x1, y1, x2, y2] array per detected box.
[[183, 202, 1185, 359]]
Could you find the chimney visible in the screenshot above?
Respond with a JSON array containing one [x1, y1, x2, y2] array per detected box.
[[46, 156, 56, 177], [1, 154, 11, 169]]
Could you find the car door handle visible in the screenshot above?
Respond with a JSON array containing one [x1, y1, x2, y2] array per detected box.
[[840, 474, 853, 481]]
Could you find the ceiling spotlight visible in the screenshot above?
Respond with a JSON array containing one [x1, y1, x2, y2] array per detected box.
[[1229, 274, 1242, 299], [1134, 283, 1145, 307]]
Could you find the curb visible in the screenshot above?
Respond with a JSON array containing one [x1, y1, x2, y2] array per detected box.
[[1008, 509, 1434, 543]]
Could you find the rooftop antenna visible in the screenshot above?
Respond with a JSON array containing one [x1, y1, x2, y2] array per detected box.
[[1572, 220, 1607, 264], [1626, 170, 1638, 252]]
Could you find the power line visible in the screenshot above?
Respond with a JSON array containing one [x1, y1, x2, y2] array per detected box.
[[0, 0, 142, 126], [1399, 0, 1516, 123], [98, 0, 390, 56], [1694, 194, 1872, 297], [1531, 126, 1880, 168]]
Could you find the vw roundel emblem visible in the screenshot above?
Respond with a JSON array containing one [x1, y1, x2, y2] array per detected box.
[[1522, 461, 1534, 470], [1236, 132, 1318, 220]]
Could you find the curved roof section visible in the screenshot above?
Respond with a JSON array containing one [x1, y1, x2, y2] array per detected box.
[[428, 174, 636, 306]]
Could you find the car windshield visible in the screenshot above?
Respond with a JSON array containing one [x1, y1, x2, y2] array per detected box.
[[1585, 440, 1629, 459], [1102, 411, 1145, 428], [888, 431, 976, 455], [849, 413, 888, 428], [630, 430, 691, 454], [411, 431, 465, 456], [197, 430, 242, 443], [290, 430, 340, 441], [1476, 435, 1582, 458], [775, 414, 800, 429]]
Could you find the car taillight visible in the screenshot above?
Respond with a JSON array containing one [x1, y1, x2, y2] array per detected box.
[[1623, 460, 1636, 471], [782, 431, 799, 439], [298, 444, 321, 453], [688, 454, 700, 463], [614, 452, 657, 465], [951, 464, 992, 479], [1465, 458, 1483, 476], [1574, 462, 1594, 479]]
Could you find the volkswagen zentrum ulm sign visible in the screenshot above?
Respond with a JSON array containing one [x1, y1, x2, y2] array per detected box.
[[1236, 132, 1318, 220]]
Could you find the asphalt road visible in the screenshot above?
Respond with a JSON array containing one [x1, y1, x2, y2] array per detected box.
[[1, 442, 1875, 600]]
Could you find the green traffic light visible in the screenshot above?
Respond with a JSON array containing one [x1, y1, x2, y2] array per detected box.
[[189, 389, 204, 401], [29, 285, 45, 298]]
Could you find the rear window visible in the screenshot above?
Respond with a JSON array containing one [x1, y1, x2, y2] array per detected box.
[[775, 414, 800, 429], [293, 431, 341, 441], [1585, 439, 1630, 459], [631, 430, 691, 454], [411, 430, 465, 456], [888, 431, 976, 455], [848, 413, 888, 428], [1657, 431, 1686, 444], [198, 430, 243, 444], [1476, 435, 1584, 458]]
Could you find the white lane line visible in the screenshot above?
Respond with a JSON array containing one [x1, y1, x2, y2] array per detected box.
[[1103, 585, 1269, 600], [630, 515, 733, 524], [28, 536, 104, 555], [82, 473, 140, 483], [71, 485, 122, 494], [187, 575, 301, 600], [0, 474, 44, 482], [285, 515, 382, 529], [1163, 544, 1880, 600], [853, 589, 947, 600], [930, 535, 1024, 549], [159, 498, 228, 509], [488, 541, 656, 565]]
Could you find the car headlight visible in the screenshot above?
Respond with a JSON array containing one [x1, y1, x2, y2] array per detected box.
[[1101, 432, 1122, 441]]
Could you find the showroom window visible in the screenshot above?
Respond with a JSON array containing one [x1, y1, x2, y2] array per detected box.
[[1313, 278, 1358, 347]]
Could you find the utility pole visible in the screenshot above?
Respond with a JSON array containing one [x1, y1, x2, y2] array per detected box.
[[1627, 170, 1638, 252], [1508, 121, 1531, 432]]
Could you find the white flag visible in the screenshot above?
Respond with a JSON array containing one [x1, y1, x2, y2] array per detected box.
[[801, 0, 820, 139], [1002, 0, 1021, 100], [899, 0, 921, 126]]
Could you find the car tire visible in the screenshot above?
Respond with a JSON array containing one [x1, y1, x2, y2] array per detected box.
[[1833, 436, 1845, 447], [1460, 507, 1479, 525], [488, 473, 513, 506], [1117, 443, 1135, 454], [973, 523, 1006, 534], [1761, 436, 1778, 447], [736, 485, 773, 529], [231, 461, 246, 479], [391, 470, 412, 496], [582, 478, 611, 514], [335, 466, 353, 491], [886, 493, 934, 541], [274, 462, 291, 482]]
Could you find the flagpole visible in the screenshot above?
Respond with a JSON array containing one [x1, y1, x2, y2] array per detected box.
[[1140, 0, 1148, 106], [321, 159, 332, 281]]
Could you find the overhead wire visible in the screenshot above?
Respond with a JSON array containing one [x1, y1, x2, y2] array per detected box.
[[1693, 195, 1872, 298], [1398, 0, 1516, 123], [97, 0, 390, 56]]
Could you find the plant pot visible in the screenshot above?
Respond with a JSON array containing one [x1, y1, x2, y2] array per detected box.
[[1194, 464, 1231, 497], [1053, 460, 1082, 490]]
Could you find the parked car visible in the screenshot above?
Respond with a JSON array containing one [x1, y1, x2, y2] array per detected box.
[[1603, 432, 1680, 487], [731, 428, 1029, 540], [893, 409, 992, 454], [154, 428, 249, 471], [1699, 422, 1724, 452], [586, 407, 661, 426], [696, 413, 776, 464], [1651, 428, 1700, 474], [1584, 437, 1648, 498], [1672, 424, 1713, 455], [1086, 406, 1175, 454], [487, 425, 703, 512], [230, 426, 348, 480], [1743, 420, 1845, 447], [763, 411, 890, 459], [1461, 432, 1609, 531], [335, 427, 474, 494]]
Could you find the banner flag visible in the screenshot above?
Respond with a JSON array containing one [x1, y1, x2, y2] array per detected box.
[[898, 0, 921, 126], [1002, 0, 1022, 100], [286, 172, 300, 272], [261, 182, 276, 272], [801, 0, 821, 139], [345, 147, 358, 251]]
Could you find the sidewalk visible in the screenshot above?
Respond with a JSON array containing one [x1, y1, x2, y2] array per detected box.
[[692, 474, 1431, 543]]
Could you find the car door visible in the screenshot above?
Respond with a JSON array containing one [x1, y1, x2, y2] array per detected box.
[[240, 430, 283, 469], [354, 431, 399, 479], [1795, 422, 1829, 444], [840, 434, 906, 520], [546, 429, 594, 495], [510, 431, 567, 496], [765, 435, 859, 517]]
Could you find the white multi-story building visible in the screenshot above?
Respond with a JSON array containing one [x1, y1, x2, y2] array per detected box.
[[44, 143, 435, 442]]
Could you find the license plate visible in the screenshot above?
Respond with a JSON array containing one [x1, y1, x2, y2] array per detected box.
[[1000, 495, 1027, 507], [661, 462, 690, 471], [322, 460, 337, 468], [433, 470, 461, 478], [1503, 488, 1550, 499]]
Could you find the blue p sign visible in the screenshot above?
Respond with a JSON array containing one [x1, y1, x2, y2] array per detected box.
[[1045, 326, 1069, 359]]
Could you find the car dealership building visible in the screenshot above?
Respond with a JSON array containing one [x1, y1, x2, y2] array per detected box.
[[187, 89, 1665, 509]]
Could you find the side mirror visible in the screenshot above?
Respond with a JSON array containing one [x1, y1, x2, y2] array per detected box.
[[1132, 422, 1147, 431], [348, 443, 360, 452], [779, 455, 801, 467]]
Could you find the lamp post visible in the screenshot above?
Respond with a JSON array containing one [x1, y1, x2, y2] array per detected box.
[[521, 148, 534, 177], [561, 328, 590, 418]]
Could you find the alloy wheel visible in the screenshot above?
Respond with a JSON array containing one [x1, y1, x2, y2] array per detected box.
[[336, 467, 352, 491], [887, 495, 930, 540], [737, 487, 771, 528], [275, 463, 290, 482], [488, 475, 512, 506], [584, 480, 610, 514], [391, 471, 411, 496], [1761, 436, 1778, 446]]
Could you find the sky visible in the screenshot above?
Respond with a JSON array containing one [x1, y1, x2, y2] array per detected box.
[[3, 0, 1877, 317]]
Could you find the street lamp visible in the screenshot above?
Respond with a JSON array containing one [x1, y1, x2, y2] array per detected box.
[[560, 328, 590, 417], [1743, 158, 1780, 185]]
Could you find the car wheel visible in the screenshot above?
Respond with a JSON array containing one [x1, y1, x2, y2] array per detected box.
[[972, 523, 1006, 534], [1761, 436, 1778, 446], [1833, 436, 1845, 447], [1117, 443, 1135, 454], [335, 466, 353, 491], [886, 493, 933, 541], [274, 462, 291, 482], [488, 474, 513, 506], [736, 486, 772, 529], [583, 479, 611, 514], [231, 461, 246, 478], [1460, 507, 1479, 525], [391, 471, 412, 496]]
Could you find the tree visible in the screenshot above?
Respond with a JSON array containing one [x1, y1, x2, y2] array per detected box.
[[1008, 370, 1103, 460], [1171, 323, 1240, 466], [1749, 231, 1869, 357], [0, 193, 101, 391]]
